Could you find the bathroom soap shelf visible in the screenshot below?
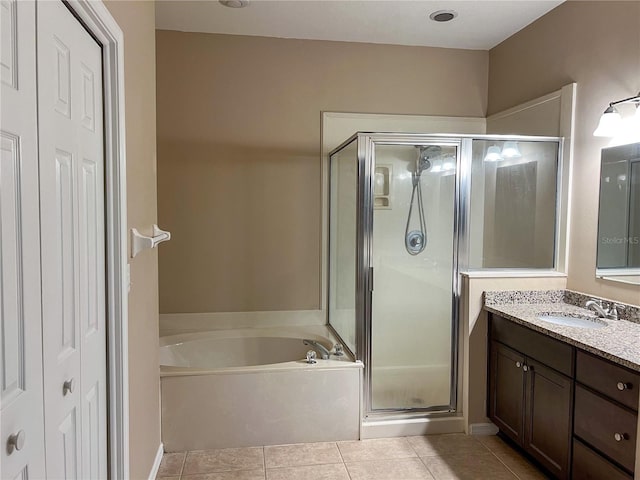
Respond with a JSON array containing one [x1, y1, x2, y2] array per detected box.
[[131, 224, 171, 258], [374, 164, 392, 209]]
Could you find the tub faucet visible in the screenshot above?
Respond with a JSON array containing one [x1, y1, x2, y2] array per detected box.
[[586, 299, 621, 320], [303, 339, 330, 359]]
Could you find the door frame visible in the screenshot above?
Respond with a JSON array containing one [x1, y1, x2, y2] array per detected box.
[[63, 1, 129, 478]]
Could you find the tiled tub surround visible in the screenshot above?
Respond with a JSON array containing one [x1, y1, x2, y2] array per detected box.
[[484, 290, 640, 372], [160, 325, 363, 451]]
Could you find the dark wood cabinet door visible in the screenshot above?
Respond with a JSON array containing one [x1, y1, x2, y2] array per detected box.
[[489, 341, 526, 446], [524, 358, 573, 480]]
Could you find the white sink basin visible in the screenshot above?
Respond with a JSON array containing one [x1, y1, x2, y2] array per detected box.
[[537, 314, 607, 329]]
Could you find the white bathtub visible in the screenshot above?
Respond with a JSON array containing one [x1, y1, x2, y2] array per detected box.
[[160, 325, 362, 451], [160, 327, 335, 370]]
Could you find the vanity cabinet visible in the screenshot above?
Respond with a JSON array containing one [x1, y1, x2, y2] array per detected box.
[[489, 316, 573, 479], [488, 313, 638, 480]]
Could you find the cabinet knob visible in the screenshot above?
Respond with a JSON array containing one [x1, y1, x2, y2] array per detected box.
[[7, 430, 25, 453], [63, 378, 75, 396], [523, 365, 529, 372], [614, 433, 628, 442], [617, 382, 630, 391], [515, 361, 522, 368]]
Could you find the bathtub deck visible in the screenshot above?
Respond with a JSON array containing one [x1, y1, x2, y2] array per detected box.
[[156, 434, 548, 479]]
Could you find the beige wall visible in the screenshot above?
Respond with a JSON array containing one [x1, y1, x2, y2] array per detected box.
[[488, 0, 640, 306], [104, 2, 160, 479], [155, 31, 489, 314]]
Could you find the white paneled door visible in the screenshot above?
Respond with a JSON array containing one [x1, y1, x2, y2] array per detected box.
[[0, 1, 47, 478], [37, 1, 107, 478]]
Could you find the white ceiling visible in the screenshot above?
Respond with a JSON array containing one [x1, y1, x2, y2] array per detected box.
[[155, 0, 564, 50]]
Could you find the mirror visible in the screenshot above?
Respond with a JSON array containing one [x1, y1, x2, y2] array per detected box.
[[596, 142, 640, 285]]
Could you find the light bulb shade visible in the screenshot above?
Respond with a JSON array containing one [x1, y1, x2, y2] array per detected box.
[[484, 145, 502, 162], [501, 141, 521, 158], [593, 106, 622, 137]]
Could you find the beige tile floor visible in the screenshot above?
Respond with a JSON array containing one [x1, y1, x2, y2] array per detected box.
[[156, 434, 551, 480]]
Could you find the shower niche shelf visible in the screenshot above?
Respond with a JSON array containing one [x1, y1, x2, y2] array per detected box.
[[374, 164, 392, 209]]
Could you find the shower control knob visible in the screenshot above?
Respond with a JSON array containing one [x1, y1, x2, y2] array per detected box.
[[7, 430, 25, 453]]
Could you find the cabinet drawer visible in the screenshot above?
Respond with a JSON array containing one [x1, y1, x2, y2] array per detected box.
[[572, 438, 632, 480], [574, 385, 637, 472], [576, 350, 639, 411], [490, 315, 573, 376]]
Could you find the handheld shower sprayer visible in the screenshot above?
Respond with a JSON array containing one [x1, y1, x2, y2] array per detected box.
[[405, 146, 440, 255]]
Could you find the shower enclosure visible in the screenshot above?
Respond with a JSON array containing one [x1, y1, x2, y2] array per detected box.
[[328, 133, 562, 420]]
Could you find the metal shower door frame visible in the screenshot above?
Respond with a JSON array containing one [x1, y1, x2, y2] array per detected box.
[[356, 133, 465, 420], [327, 132, 564, 422]]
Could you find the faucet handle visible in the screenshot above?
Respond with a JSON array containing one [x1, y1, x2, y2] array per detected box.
[[306, 350, 317, 364], [333, 343, 345, 356], [611, 303, 625, 319]]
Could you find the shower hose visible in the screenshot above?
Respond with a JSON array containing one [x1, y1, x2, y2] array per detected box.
[[405, 172, 427, 255]]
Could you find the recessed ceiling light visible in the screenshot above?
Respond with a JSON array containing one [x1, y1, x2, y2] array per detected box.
[[219, 0, 249, 8], [429, 10, 458, 22]]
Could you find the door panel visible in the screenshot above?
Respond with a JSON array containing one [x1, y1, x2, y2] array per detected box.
[[37, 1, 107, 478], [370, 143, 457, 411], [0, 1, 46, 478], [328, 140, 358, 354], [489, 341, 525, 445], [55, 148, 78, 358], [1, 132, 23, 402]]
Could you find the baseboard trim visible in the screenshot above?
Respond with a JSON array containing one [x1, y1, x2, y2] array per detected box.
[[148, 443, 164, 480], [469, 422, 499, 436]]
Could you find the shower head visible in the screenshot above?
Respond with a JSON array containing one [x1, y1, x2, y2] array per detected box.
[[415, 146, 442, 175], [420, 145, 442, 159]]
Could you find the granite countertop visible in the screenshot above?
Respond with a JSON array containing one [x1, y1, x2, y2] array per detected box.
[[483, 290, 640, 373]]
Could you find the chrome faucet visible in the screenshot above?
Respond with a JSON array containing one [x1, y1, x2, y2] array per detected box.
[[303, 339, 330, 359], [586, 299, 622, 320]]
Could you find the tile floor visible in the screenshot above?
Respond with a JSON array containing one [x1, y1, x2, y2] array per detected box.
[[156, 434, 551, 480]]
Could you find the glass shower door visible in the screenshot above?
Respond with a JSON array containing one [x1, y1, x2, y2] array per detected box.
[[369, 142, 458, 412]]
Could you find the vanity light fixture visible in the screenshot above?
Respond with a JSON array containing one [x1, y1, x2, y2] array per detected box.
[[593, 92, 640, 137], [501, 141, 522, 158], [484, 145, 503, 162]]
